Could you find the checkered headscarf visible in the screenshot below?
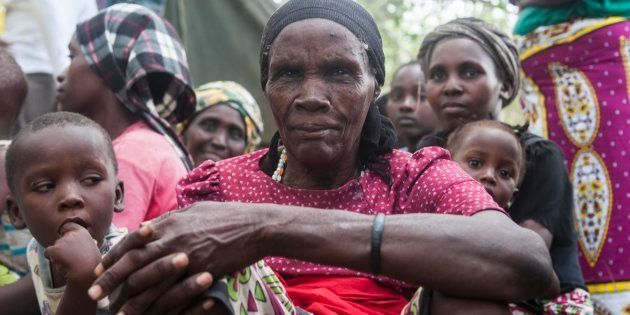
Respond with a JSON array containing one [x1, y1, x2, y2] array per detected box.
[[76, 3, 195, 170]]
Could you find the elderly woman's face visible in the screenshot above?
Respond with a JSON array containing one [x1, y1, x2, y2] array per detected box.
[[265, 19, 378, 167]]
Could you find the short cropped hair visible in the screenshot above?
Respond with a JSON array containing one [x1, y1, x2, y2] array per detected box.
[[6, 112, 117, 193]]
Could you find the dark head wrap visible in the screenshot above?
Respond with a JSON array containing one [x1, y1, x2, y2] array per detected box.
[[259, 0, 396, 183], [75, 3, 195, 170], [260, 0, 385, 89], [418, 17, 521, 107]]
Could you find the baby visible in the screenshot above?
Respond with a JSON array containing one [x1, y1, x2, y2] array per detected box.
[[447, 120, 525, 209], [5, 112, 126, 314]]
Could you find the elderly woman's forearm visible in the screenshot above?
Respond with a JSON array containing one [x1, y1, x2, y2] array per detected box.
[[258, 204, 373, 272], [382, 211, 557, 300], [257, 205, 556, 301]]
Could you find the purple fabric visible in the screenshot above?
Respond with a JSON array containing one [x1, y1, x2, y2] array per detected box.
[[520, 19, 630, 289]]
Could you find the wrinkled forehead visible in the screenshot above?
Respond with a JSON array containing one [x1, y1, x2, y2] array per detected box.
[[268, 18, 367, 57]]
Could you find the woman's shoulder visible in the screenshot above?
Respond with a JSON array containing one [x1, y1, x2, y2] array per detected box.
[[114, 121, 185, 165], [384, 147, 501, 215], [215, 149, 269, 170], [386, 146, 452, 174], [113, 121, 164, 148], [385, 146, 455, 187], [113, 122, 188, 183], [176, 150, 269, 207]]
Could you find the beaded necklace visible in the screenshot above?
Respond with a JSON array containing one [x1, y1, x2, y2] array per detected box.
[[271, 147, 366, 182], [271, 148, 288, 182]]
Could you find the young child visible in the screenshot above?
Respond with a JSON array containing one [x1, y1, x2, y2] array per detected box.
[[447, 120, 525, 210], [5, 112, 126, 314]]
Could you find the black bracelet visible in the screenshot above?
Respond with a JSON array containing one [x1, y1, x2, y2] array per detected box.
[[370, 213, 385, 274]]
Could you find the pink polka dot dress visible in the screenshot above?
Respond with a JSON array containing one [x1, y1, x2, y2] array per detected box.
[[177, 147, 502, 291]]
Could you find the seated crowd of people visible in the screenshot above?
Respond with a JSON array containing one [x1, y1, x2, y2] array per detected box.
[[0, 0, 627, 314]]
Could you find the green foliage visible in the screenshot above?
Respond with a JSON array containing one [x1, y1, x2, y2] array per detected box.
[[272, 0, 518, 89], [356, 0, 518, 89]]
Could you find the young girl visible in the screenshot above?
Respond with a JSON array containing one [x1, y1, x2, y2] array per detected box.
[[418, 18, 592, 314], [447, 120, 525, 210], [4, 112, 128, 314]]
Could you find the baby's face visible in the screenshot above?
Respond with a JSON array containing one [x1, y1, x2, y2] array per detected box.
[[451, 127, 522, 209], [8, 125, 122, 247]]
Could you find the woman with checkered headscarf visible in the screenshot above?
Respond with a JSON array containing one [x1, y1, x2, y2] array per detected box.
[[57, 3, 195, 230]]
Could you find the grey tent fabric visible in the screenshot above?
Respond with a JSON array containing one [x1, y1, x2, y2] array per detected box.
[[164, 0, 277, 141]]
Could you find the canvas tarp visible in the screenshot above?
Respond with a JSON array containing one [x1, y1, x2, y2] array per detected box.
[[164, 0, 278, 141]]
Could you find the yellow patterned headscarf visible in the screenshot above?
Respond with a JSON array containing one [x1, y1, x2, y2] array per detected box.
[[180, 81, 263, 153]]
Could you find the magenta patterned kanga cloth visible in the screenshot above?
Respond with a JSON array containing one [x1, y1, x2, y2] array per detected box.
[[518, 18, 630, 295]]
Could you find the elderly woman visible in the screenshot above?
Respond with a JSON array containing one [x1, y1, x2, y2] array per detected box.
[[180, 81, 264, 166], [87, 1, 557, 314]]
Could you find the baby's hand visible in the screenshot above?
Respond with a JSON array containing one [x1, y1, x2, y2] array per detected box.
[[45, 222, 101, 285]]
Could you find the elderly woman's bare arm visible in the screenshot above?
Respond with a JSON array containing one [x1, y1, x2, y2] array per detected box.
[[261, 204, 559, 301], [90, 201, 557, 315]]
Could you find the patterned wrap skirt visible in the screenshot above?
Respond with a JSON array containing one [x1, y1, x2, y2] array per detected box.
[[518, 17, 630, 315]]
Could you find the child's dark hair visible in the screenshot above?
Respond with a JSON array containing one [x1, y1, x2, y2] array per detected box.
[[5, 112, 117, 193], [447, 120, 527, 183]]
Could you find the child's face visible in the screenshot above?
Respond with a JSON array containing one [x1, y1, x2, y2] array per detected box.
[[57, 35, 109, 116], [386, 64, 438, 143], [425, 37, 511, 132], [451, 127, 522, 209], [7, 125, 123, 247]]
